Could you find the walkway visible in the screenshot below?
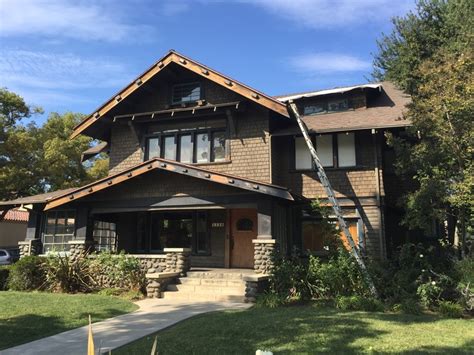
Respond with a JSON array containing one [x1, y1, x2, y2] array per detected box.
[[2, 298, 252, 355]]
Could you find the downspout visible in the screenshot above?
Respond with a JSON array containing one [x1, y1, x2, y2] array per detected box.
[[372, 129, 385, 259]]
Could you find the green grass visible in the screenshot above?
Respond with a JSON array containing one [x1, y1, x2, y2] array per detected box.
[[0, 291, 138, 350], [116, 303, 473, 354]]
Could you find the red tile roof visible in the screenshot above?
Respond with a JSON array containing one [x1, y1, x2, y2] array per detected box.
[[2, 209, 29, 223]]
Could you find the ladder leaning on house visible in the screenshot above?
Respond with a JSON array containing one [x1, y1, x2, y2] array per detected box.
[[287, 101, 379, 298]]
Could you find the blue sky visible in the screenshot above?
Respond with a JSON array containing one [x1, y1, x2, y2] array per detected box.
[[0, 0, 414, 125]]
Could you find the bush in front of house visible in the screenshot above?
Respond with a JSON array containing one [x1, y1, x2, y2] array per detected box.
[[0, 266, 11, 291], [7, 256, 46, 291], [89, 251, 145, 293], [335, 295, 384, 312], [43, 254, 94, 293]]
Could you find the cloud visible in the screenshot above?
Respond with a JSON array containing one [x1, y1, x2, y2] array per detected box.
[[0, 49, 132, 106], [239, 0, 413, 29], [0, 0, 151, 42], [289, 53, 371, 73]]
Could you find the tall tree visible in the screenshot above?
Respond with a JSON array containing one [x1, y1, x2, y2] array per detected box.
[[0, 89, 108, 200], [373, 0, 473, 254]]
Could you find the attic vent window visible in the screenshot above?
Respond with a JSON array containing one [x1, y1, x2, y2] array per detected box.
[[172, 82, 201, 105]]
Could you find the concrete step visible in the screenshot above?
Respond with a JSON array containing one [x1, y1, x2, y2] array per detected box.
[[185, 271, 248, 280], [178, 277, 245, 287], [162, 291, 246, 303], [167, 283, 246, 294]]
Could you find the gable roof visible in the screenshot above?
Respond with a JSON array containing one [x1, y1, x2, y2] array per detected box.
[[8, 158, 304, 211], [72, 50, 289, 139], [272, 82, 411, 135]]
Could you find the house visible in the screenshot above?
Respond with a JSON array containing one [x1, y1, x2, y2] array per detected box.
[[0, 50, 412, 286], [0, 209, 29, 249]]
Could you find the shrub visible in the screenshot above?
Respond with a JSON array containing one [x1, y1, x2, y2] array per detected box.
[[335, 295, 384, 312], [393, 298, 423, 315], [7, 256, 45, 291], [43, 254, 94, 293], [0, 266, 10, 291], [255, 291, 287, 308], [89, 251, 145, 291], [438, 301, 464, 318]]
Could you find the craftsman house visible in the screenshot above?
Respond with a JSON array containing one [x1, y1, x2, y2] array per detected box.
[[0, 50, 411, 285]]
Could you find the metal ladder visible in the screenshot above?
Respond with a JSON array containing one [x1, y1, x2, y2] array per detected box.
[[287, 102, 378, 297]]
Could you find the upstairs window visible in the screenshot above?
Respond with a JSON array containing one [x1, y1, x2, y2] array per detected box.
[[303, 98, 350, 116], [294, 132, 356, 170], [328, 99, 348, 112], [146, 129, 227, 164], [172, 82, 201, 105]]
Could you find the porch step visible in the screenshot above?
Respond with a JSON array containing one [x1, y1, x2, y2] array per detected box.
[[162, 291, 246, 303], [161, 269, 251, 303]]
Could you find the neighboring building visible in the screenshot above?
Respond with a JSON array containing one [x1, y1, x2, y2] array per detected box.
[[0, 50, 412, 269], [0, 209, 29, 248]]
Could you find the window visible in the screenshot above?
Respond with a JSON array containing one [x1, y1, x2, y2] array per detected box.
[[316, 135, 334, 167], [302, 218, 360, 253], [337, 133, 356, 167], [163, 135, 177, 160], [236, 218, 254, 231], [172, 82, 201, 105], [196, 133, 210, 163], [295, 137, 312, 170], [145, 129, 227, 164], [294, 133, 356, 170], [93, 221, 117, 252], [304, 104, 326, 115], [179, 135, 193, 163], [195, 212, 209, 254], [328, 99, 348, 112], [42, 211, 75, 252]]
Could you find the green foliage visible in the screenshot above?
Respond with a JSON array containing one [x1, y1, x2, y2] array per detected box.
[[335, 295, 384, 312], [255, 291, 287, 308], [43, 254, 94, 293], [392, 298, 424, 315], [373, 0, 474, 241], [89, 251, 145, 291], [7, 256, 45, 291], [97, 287, 143, 300], [438, 300, 464, 318], [0, 266, 10, 291], [0, 88, 108, 201]]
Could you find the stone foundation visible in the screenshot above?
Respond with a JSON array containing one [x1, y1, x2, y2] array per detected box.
[[253, 239, 276, 274], [18, 239, 42, 258], [133, 255, 167, 275], [243, 274, 270, 303], [145, 272, 179, 298], [164, 248, 191, 276], [68, 240, 95, 261]]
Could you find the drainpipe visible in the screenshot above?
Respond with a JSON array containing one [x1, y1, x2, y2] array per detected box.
[[372, 129, 385, 259]]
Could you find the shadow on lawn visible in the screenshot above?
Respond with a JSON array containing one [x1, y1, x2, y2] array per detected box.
[[116, 304, 473, 355]]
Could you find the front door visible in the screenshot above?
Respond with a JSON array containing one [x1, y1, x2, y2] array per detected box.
[[230, 209, 257, 268]]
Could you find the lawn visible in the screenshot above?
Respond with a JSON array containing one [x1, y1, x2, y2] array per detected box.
[[116, 303, 473, 354], [0, 291, 138, 350]]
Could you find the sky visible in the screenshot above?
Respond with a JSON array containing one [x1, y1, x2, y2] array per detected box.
[[0, 0, 415, 125]]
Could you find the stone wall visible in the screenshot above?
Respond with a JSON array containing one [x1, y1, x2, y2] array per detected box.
[[253, 239, 276, 274], [68, 240, 95, 262], [133, 254, 167, 274], [18, 239, 42, 258], [164, 248, 191, 276]]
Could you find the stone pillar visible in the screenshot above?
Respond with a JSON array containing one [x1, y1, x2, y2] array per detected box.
[[18, 239, 42, 258], [68, 240, 95, 262], [243, 274, 270, 303], [253, 239, 276, 274], [164, 248, 191, 276]]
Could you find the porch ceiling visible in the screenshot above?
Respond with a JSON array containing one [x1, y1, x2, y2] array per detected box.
[[43, 158, 306, 210]]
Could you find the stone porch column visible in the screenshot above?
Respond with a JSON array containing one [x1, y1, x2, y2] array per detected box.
[[163, 248, 191, 276], [253, 199, 277, 274], [68, 207, 95, 261]]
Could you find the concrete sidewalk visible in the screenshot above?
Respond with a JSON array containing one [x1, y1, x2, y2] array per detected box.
[[2, 298, 252, 355]]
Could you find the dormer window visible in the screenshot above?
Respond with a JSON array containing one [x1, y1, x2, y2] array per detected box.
[[172, 82, 201, 105], [303, 98, 350, 116], [328, 99, 348, 112]]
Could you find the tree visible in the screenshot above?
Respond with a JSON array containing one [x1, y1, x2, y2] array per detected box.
[[0, 89, 108, 200], [373, 0, 473, 255]]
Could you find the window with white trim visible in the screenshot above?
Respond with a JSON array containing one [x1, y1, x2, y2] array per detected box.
[[294, 132, 356, 170], [93, 221, 117, 252], [42, 211, 75, 252]]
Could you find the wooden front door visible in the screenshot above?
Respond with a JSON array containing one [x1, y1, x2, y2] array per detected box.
[[230, 209, 257, 268]]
